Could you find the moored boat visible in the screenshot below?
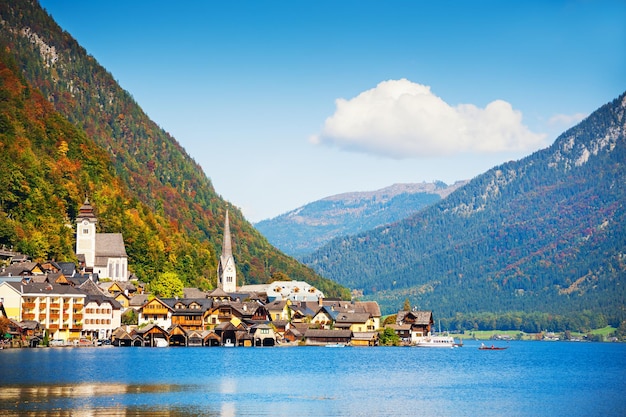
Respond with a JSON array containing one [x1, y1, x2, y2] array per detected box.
[[479, 343, 508, 350], [415, 335, 455, 348]]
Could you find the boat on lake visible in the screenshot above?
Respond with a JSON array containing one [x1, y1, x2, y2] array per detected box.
[[479, 343, 508, 350], [415, 335, 455, 348]]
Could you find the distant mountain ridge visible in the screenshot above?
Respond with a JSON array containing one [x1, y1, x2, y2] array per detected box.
[[255, 181, 467, 258], [303, 92, 626, 322]]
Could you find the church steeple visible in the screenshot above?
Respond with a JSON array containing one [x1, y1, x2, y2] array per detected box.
[[217, 210, 237, 293]]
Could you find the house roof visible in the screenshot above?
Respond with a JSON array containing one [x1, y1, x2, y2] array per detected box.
[[85, 294, 122, 309], [352, 331, 379, 341], [304, 329, 352, 338], [397, 310, 433, 325], [5, 281, 86, 296], [56, 262, 77, 277], [129, 294, 149, 307], [95, 233, 127, 257], [335, 312, 372, 324], [162, 297, 213, 313], [208, 288, 230, 298], [183, 287, 207, 298], [1, 262, 42, 276], [79, 278, 106, 296]]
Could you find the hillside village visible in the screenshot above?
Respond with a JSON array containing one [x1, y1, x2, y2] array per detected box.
[[0, 200, 437, 348]]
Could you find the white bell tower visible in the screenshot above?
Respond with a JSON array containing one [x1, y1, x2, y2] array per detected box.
[[76, 198, 97, 269]]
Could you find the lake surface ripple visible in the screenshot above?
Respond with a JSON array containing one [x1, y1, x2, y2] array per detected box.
[[1, 341, 624, 416]]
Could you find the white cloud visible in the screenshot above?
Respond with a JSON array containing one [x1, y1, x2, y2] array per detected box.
[[548, 112, 587, 128], [310, 79, 547, 158]]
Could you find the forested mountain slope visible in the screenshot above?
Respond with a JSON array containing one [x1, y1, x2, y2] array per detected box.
[[255, 181, 467, 258], [304, 93, 626, 322], [0, 0, 349, 298]]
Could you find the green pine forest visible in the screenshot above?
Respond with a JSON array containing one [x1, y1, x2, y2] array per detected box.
[[304, 93, 626, 329], [0, 1, 349, 299]]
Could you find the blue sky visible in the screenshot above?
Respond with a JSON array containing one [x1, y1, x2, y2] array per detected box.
[[40, 0, 625, 222]]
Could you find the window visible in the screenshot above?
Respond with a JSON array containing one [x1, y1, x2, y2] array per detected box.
[[83, 229, 89, 235]]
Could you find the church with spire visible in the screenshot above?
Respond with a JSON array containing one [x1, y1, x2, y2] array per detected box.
[[217, 210, 237, 293], [75, 198, 128, 281]]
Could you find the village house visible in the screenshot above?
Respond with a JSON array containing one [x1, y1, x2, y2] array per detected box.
[[391, 310, 434, 344], [137, 297, 173, 329], [0, 281, 86, 341], [163, 298, 213, 332]]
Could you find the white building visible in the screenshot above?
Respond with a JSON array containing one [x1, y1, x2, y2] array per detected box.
[[75, 198, 128, 281], [239, 280, 325, 302], [0, 281, 86, 341]]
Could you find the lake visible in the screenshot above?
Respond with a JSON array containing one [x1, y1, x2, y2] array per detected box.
[[1, 341, 624, 416]]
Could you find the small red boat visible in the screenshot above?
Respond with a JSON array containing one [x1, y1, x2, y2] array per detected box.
[[479, 343, 508, 350]]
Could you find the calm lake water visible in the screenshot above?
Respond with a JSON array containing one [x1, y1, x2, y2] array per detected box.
[[1, 341, 624, 416]]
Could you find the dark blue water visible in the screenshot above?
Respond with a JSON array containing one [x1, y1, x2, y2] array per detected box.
[[1, 341, 624, 416]]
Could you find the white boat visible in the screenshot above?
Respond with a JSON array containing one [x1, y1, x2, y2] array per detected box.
[[223, 339, 235, 347], [154, 338, 168, 348], [415, 335, 455, 348]]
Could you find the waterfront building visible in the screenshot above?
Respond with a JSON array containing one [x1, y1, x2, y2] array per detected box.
[[0, 281, 86, 341]]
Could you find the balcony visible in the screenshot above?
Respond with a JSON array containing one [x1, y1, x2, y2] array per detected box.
[[49, 313, 60, 320], [48, 324, 59, 330], [39, 304, 47, 310], [143, 308, 169, 315], [23, 313, 36, 320], [174, 318, 203, 326], [73, 313, 83, 320], [23, 302, 36, 309], [50, 303, 60, 309], [63, 304, 71, 310]]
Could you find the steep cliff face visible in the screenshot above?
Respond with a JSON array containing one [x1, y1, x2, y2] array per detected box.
[[304, 93, 626, 318]]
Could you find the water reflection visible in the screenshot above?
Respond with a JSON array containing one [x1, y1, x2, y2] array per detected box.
[[0, 383, 215, 417]]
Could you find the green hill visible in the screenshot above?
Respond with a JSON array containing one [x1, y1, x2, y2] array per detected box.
[[255, 182, 467, 258], [304, 92, 626, 326], [0, 0, 349, 299]]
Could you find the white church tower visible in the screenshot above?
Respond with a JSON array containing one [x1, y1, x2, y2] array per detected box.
[[217, 210, 237, 293], [76, 198, 97, 270]]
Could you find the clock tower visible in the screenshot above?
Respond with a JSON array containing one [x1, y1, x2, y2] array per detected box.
[[217, 210, 237, 293], [76, 197, 97, 270]]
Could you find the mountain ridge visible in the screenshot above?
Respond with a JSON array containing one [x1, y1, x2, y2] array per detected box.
[[303, 92, 626, 321], [255, 181, 467, 258]]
